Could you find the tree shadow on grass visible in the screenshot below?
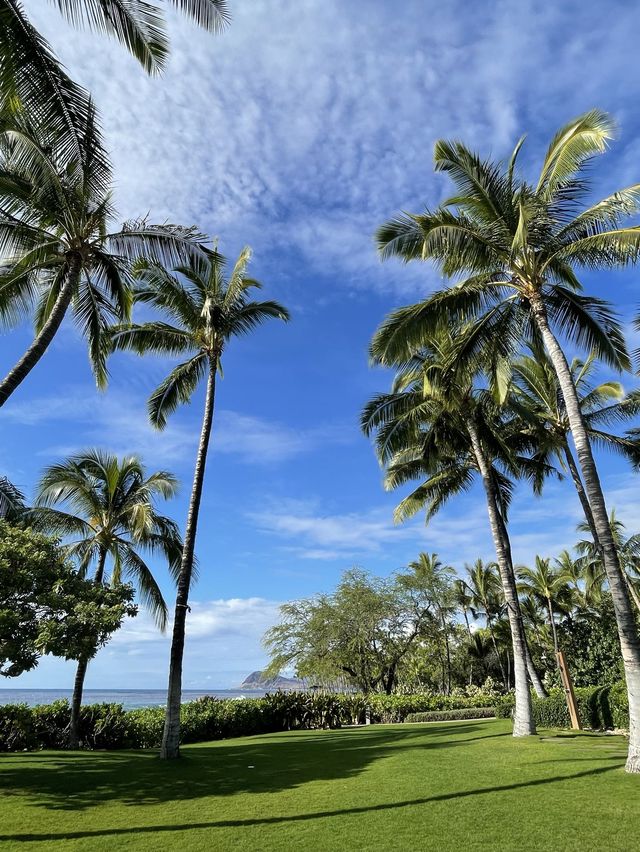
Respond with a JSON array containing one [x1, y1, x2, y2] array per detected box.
[[0, 763, 622, 844], [0, 722, 508, 813]]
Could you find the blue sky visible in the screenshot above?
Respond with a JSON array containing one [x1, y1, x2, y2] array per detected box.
[[3, 0, 640, 690]]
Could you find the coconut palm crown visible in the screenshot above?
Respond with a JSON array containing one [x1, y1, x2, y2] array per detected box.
[[0, 107, 207, 405]]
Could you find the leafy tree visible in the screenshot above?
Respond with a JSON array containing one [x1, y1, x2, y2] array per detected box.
[[30, 450, 181, 747], [363, 328, 538, 733], [264, 567, 443, 695], [110, 245, 290, 758], [0, 520, 136, 678], [0, 108, 207, 405], [557, 595, 625, 687], [374, 110, 640, 771]]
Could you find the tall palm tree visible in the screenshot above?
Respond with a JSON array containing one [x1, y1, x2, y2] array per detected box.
[[512, 345, 640, 546], [110, 245, 290, 759], [31, 450, 182, 748], [363, 329, 537, 734], [374, 110, 640, 772], [0, 107, 206, 405]]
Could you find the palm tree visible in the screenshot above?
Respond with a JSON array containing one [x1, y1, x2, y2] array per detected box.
[[518, 557, 574, 659], [1, 0, 230, 80], [374, 110, 640, 772], [0, 107, 206, 405], [31, 450, 182, 748], [0, 474, 25, 520], [512, 344, 640, 546], [110, 245, 290, 759], [576, 512, 640, 614], [363, 329, 537, 734], [465, 559, 507, 687], [408, 553, 455, 693]]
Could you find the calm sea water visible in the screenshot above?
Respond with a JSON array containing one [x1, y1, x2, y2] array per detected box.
[[0, 689, 268, 709]]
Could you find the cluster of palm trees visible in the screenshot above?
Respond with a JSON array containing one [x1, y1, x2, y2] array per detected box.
[[0, 0, 292, 758], [363, 109, 640, 773]]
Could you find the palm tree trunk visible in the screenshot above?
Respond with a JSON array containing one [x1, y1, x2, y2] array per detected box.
[[531, 297, 640, 771], [68, 544, 107, 749], [486, 616, 508, 689], [547, 598, 560, 657], [467, 418, 535, 736], [441, 610, 452, 695], [563, 444, 600, 546], [523, 637, 548, 699], [494, 506, 548, 698], [0, 255, 80, 407], [161, 362, 216, 760]]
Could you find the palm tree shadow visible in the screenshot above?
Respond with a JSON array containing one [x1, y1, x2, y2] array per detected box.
[[0, 722, 505, 814], [0, 762, 622, 844]]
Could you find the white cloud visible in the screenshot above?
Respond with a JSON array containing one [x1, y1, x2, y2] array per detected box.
[[10, 597, 282, 690], [3, 386, 346, 468]]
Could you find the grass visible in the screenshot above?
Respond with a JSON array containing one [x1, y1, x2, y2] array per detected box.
[[0, 719, 638, 850]]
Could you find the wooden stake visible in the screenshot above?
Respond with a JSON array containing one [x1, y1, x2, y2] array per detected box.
[[556, 649, 581, 730]]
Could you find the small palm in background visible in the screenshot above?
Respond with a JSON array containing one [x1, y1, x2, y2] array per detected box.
[[30, 449, 182, 747]]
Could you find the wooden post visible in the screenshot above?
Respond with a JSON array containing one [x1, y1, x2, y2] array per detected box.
[[556, 649, 581, 730]]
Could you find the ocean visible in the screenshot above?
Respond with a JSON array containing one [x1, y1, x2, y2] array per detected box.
[[0, 689, 268, 710]]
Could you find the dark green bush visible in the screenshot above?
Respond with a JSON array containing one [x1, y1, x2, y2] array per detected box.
[[0, 703, 36, 751], [0, 684, 628, 751], [405, 707, 496, 723], [609, 681, 629, 730], [492, 684, 629, 731]]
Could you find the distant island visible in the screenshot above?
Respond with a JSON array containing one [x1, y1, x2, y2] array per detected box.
[[239, 671, 304, 690]]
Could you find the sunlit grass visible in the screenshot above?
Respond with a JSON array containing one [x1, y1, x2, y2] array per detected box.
[[0, 719, 637, 851]]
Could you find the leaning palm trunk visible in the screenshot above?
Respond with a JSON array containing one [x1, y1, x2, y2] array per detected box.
[[0, 255, 80, 407], [563, 445, 599, 545], [68, 543, 107, 749], [495, 512, 548, 698], [531, 297, 640, 771], [467, 420, 535, 736], [161, 362, 216, 759]]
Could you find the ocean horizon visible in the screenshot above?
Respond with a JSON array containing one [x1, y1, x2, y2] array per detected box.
[[0, 688, 269, 710]]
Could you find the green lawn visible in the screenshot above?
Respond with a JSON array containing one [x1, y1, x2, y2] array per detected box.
[[0, 719, 638, 851]]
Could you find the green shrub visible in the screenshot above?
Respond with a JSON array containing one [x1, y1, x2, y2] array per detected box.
[[0, 703, 36, 751], [492, 683, 628, 731], [405, 707, 496, 723], [609, 681, 629, 729], [0, 683, 628, 751]]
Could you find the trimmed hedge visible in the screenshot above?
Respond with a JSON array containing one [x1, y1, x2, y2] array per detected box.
[[405, 707, 496, 723], [0, 684, 627, 751], [0, 690, 501, 751], [495, 683, 629, 731]]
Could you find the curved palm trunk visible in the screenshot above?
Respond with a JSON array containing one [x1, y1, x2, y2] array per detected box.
[[494, 507, 548, 698], [440, 610, 452, 694], [563, 444, 599, 545], [532, 299, 640, 771], [161, 363, 216, 759], [0, 255, 80, 407], [68, 545, 107, 749], [467, 419, 535, 736]]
